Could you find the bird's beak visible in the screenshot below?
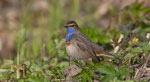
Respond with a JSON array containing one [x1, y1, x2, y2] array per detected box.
[[64, 26, 68, 28]]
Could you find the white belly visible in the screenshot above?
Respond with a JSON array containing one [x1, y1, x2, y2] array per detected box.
[[66, 44, 86, 60]]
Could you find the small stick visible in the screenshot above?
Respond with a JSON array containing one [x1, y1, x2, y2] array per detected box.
[[126, 58, 131, 80]]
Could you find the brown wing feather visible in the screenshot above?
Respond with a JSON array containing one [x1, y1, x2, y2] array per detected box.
[[74, 30, 106, 55], [73, 30, 100, 62], [74, 30, 121, 61], [76, 42, 100, 62]]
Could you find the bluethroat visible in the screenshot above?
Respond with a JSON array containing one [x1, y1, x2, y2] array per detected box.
[[64, 20, 120, 66]]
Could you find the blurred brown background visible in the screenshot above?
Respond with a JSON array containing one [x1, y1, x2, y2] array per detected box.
[[0, 0, 149, 59]]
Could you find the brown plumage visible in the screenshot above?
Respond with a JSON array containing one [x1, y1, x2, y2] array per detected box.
[[65, 20, 121, 62]]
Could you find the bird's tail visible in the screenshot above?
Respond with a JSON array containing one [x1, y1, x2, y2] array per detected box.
[[96, 52, 122, 61]]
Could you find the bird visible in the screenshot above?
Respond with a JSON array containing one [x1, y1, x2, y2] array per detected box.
[[64, 20, 121, 66]]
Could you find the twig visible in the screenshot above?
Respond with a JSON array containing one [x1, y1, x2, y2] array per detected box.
[[145, 51, 150, 66], [22, 64, 25, 78], [126, 58, 131, 80]]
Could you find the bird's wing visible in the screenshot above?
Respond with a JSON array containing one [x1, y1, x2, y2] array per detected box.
[[74, 30, 121, 60], [74, 30, 106, 55], [73, 31, 100, 62]]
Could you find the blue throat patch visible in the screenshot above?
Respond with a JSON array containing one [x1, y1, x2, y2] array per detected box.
[[66, 28, 75, 42]]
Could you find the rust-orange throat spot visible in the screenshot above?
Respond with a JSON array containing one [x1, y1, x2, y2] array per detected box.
[[66, 41, 71, 46]]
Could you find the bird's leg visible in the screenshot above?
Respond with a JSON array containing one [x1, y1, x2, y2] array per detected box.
[[69, 56, 70, 66]]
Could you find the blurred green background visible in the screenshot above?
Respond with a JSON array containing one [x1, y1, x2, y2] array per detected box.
[[0, 0, 150, 81]]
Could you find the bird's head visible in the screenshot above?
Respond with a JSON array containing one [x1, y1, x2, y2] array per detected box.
[[64, 20, 79, 30], [64, 20, 79, 42]]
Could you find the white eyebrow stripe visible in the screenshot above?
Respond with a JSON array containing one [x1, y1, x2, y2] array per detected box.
[[69, 23, 74, 25]]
